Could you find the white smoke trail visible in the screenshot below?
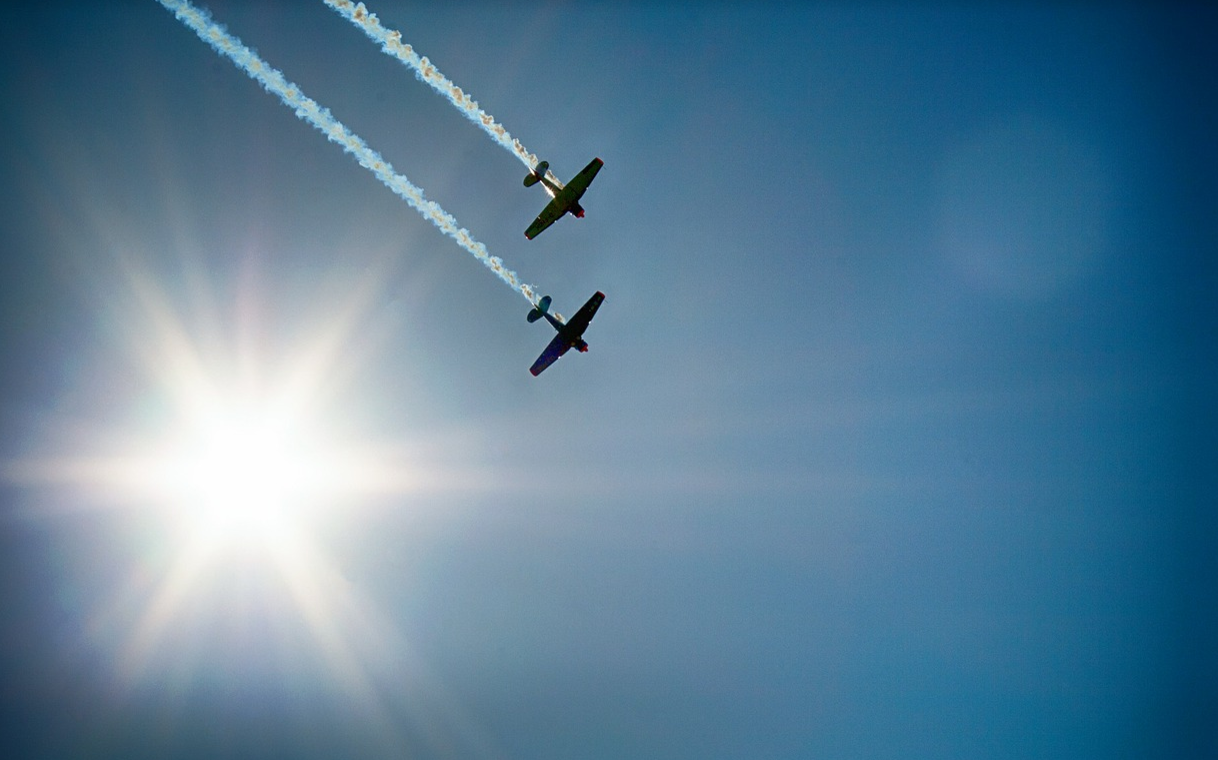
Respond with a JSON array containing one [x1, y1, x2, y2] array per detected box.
[[156, 0, 544, 308], [323, 0, 562, 188]]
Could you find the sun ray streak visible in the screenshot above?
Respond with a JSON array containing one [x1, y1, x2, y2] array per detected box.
[[117, 538, 214, 683], [323, 0, 562, 188], [155, 0, 546, 308]]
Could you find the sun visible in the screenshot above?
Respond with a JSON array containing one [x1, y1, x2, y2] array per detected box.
[[148, 396, 334, 550]]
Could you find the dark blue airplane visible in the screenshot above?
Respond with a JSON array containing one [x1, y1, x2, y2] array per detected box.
[[527, 291, 605, 376]]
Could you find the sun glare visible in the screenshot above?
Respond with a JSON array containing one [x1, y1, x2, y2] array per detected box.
[[150, 401, 328, 548]]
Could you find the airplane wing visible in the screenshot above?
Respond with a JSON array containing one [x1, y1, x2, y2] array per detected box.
[[563, 157, 604, 201], [530, 333, 571, 376], [565, 291, 605, 335], [525, 199, 566, 240]]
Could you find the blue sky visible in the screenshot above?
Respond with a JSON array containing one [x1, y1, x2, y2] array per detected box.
[[0, 2, 1214, 758]]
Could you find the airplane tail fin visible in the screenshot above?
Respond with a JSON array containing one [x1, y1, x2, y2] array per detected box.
[[526, 295, 552, 323], [523, 160, 549, 187]]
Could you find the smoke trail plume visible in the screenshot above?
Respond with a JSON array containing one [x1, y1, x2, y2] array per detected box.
[[323, 0, 562, 188], [156, 0, 544, 307]]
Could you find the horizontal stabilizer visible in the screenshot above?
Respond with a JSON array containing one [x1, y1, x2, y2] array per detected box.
[[526, 295, 552, 323], [523, 160, 549, 187]]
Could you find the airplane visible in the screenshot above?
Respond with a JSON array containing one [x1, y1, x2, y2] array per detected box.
[[523, 157, 604, 239], [527, 291, 605, 376]]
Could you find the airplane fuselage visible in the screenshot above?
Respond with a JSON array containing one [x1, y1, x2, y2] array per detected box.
[[542, 313, 590, 353], [540, 179, 580, 215], [531, 172, 576, 218], [539, 176, 563, 199]]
